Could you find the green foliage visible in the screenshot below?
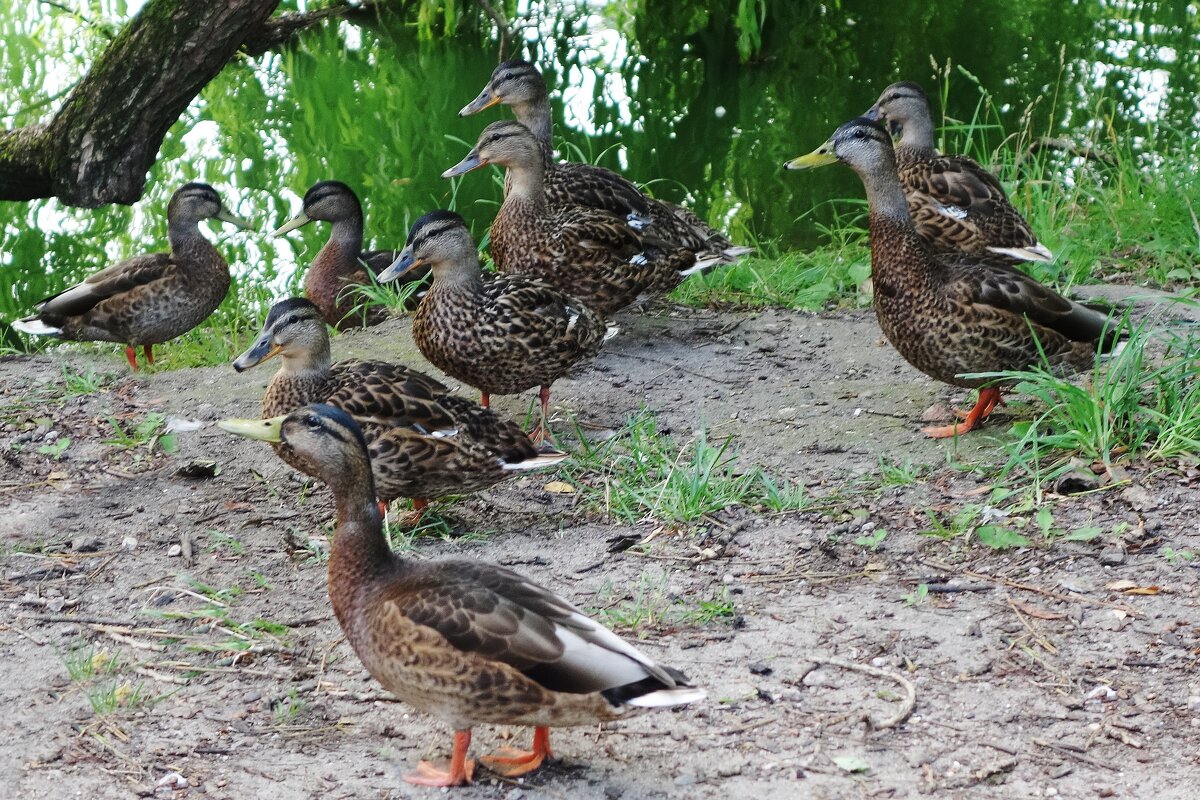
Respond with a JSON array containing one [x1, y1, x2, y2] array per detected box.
[[567, 410, 808, 524], [104, 412, 176, 454], [596, 569, 735, 636]]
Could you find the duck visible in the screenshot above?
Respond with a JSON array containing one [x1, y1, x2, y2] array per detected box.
[[231, 297, 564, 507], [378, 210, 612, 444], [444, 121, 715, 316], [461, 58, 752, 262], [864, 82, 1053, 263], [785, 118, 1120, 438], [219, 403, 705, 787], [12, 183, 252, 370], [271, 181, 430, 330]]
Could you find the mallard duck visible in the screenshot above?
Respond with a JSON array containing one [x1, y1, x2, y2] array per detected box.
[[219, 403, 704, 787], [272, 181, 429, 330], [444, 121, 713, 316], [378, 210, 611, 444], [12, 183, 252, 369], [786, 119, 1120, 437], [864, 82, 1053, 263], [231, 297, 564, 505], [461, 59, 752, 262]]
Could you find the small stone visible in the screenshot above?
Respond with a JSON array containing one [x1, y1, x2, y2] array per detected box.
[[71, 536, 102, 553], [748, 662, 772, 676], [1051, 763, 1073, 779], [504, 789, 526, 800], [241, 690, 262, 704], [121, 536, 138, 551], [673, 773, 696, 786], [1099, 549, 1126, 566], [1094, 786, 1116, 798], [167, 544, 183, 558]]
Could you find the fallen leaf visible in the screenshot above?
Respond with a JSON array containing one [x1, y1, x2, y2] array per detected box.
[[543, 480, 576, 494], [1121, 586, 1161, 595], [1106, 579, 1138, 591], [1011, 600, 1066, 620], [833, 754, 870, 774]]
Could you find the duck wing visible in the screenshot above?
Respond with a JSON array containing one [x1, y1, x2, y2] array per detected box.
[[392, 561, 687, 695], [33, 253, 174, 320]]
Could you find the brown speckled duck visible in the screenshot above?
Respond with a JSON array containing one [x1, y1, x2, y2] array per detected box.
[[13, 183, 252, 369], [378, 210, 611, 444], [461, 59, 752, 262], [231, 297, 563, 506], [220, 403, 705, 787], [786, 119, 1120, 437], [272, 181, 429, 330], [444, 121, 714, 315], [864, 82, 1053, 263]]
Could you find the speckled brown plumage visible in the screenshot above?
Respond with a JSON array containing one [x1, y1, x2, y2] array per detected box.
[[232, 298, 560, 502], [379, 211, 610, 443], [460, 59, 752, 263], [220, 404, 703, 786], [787, 119, 1119, 437], [273, 181, 429, 330], [445, 122, 707, 316], [13, 183, 251, 369], [865, 82, 1053, 262]]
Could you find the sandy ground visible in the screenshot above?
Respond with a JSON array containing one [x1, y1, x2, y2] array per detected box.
[[2, 293, 1199, 799]]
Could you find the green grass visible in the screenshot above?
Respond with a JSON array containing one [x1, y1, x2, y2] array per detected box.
[[565, 409, 809, 524], [595, 569, 735, 637], [104, 412, 176, 454], [966, 316, 1200, 486]]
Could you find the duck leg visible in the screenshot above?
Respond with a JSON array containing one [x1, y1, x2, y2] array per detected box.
[[124, 346, 140, 371], [922, 387, 1003, 439], [394, 497, 429, 528], [481, 726, 553, 777], [527, 385, 551, 445], [143, 345, 155, 365], [403, 729, 475, 787]]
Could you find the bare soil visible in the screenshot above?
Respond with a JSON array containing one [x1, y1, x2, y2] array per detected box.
[[3, 292, 1199, 799]]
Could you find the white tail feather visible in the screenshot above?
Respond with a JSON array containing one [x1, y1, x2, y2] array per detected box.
[[987, 244, 1054, 263], [603, 323, 620, 341], [12, 318, 61, 336], [501, 452, 569, 471], [680, 255, 723, 277], [627, 686, 707, 708], [721, 245, 755, 260]]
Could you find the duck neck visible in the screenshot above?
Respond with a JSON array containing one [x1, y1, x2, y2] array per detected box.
[[325, 217, 366, 265], [896, 113, 936, 156], [167, 219, 216, 263], [503, 159, 547, 206], [511, 99, 555, 163], [430, 257, 485, 294], [327, 481, 397, 599]]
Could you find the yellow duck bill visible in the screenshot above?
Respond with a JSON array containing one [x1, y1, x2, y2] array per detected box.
[[784, 139, 839, 170], [217, 416, 285, 443], [270, 211, 311, 237], [459, 89, 502, 117]]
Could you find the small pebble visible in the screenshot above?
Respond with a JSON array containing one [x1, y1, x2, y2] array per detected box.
[[748, 662, 772, 676], [121, 536, 138, 551], [167, 544, 182, 558]]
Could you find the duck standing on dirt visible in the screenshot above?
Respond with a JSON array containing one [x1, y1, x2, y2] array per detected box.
[[460, 58, 752, 264], [12, 183, 252, 370], [230, 297, 564, 510], [786, 118, 1120, 437], [864, 82, 1054, 262], [219, 403, 705, 787], [378, 210, 613, 444], [271, 181, 429, 330], [444, 121, 718, 316]]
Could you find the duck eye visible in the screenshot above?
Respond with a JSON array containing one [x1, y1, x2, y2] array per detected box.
[[305, 415, 322, 430], [503, 72, 515, 81], [287, 314, 299, 325]]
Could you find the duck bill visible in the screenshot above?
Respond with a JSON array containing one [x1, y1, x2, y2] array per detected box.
[[232, 333, 283, 372], [784, 140, 839, 170], [862, 105, 882, 122], [271, 212, 311, 237], [377, 248, 427, 283], [216, 207, 255, 230], [460, 89, 502, 117], [442, 150, 486, 179], [217, 415, 284, 443]]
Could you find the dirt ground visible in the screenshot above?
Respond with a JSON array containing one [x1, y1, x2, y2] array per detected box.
[[2, 291, 1199, 799]]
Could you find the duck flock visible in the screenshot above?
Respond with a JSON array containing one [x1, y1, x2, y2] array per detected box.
[[9, 61, 1121, 787]]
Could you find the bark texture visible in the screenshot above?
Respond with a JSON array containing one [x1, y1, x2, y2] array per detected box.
[[0, 0, 281, 207]]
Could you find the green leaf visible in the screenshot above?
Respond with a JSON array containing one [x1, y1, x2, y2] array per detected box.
[[1064, 526, 1103, 541], [977, 526, 1031, 550], [833, 754, 870, 773]]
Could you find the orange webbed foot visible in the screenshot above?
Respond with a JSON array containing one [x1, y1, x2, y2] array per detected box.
[[923, 387, 1003, 439], [403, 729, 474, 787], [481, 727, 553, 777], [402, 758, 476, 787]]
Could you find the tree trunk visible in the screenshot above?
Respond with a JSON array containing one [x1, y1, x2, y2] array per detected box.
[[0, 0, 280, 207]]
